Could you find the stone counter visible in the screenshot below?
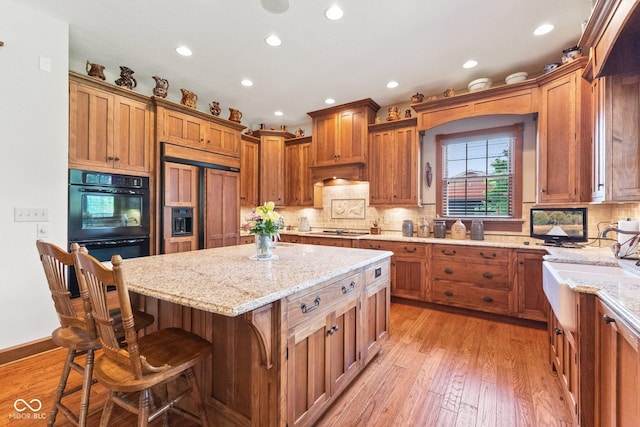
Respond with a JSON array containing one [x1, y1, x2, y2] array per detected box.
[[121, 242, 392, 316]]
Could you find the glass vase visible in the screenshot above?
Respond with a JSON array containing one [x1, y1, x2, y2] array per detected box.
[[255, 234, 274, 260]]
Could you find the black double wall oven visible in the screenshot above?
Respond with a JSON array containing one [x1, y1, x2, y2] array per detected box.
[[68, 169, 150, 297]]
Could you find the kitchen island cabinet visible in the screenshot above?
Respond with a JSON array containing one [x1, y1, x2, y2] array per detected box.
[[595, 298, 640, 426], [121, 243, 391, 426]]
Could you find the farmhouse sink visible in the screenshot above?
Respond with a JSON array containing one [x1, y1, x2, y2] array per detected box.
[[542, 261, 639, 332]]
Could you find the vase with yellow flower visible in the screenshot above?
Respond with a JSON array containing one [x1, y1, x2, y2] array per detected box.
[[244, 201, 284, 260]]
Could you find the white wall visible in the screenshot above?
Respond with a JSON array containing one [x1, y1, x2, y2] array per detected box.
[[0, 0, 69, 349]]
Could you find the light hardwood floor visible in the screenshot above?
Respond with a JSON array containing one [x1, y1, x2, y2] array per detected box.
[[0, 301, 575, 426]]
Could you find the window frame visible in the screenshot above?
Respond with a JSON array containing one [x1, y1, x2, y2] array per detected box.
[[435, 124, 523, 230]]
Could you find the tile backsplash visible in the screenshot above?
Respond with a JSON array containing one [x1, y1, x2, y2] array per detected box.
[[241, 183, 640, 244]]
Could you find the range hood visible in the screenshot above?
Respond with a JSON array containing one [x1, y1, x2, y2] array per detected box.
[[310, 162, 366, 183]]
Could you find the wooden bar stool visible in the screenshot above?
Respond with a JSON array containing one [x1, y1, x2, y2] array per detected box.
[[36, 241, 100, 427], [74, 252, 211, 427], [36, 240, 155, 426]]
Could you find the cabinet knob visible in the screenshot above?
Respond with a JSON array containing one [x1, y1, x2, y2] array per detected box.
[[603, 314, 616, 324], [108, 156, 114, 161], [482, 272, 494, 279], [444, 268, 454, 274], [554, 327, 564, 335], [444, 290, 454, 297], [482, 296, 493, 303], [540, 189, 546, 193], [114, 157, 120, 161]]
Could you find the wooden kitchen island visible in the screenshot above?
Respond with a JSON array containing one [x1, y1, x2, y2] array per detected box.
[[120, 242, 392, 426]]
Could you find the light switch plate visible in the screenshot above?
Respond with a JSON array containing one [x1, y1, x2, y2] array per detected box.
[[14, 207, 49, 222]]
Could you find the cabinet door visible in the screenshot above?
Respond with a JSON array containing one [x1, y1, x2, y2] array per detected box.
[[259, 136, 284, 205], [206, 122, 240, 157], [163, 162, 199, 253], [161, 109, 205, 148], [516, 251, 547, 321], [392, 126, 418, 204], [364, 279, 390, 364], [336, 108, 367, 164], [299, 142, 314, 206], [608, 74, 640, 201], [204, 169, 239, 248], [285, 143, 302, 206], [69, 81, 114, 169], [538, 73, 578, 203], [592, 77, 607, 202], [392, 255, 426, 300], [312, 114, 338, 166], [240, 139, 259, 207], [114, 96, 150, 172], [595, 299, 640, 427], [287, 314, 330, 427], [368, 129, 394, 204]]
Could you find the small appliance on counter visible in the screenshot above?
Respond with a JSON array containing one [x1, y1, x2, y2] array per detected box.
[[402, 220, 414, 237], [616, 218, 639, 258]]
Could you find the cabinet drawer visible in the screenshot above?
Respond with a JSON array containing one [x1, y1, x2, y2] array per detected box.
[[364, 260, 390, 288], [287, 273, 362, 328], [303, 237, 354, 247], [359, 240, 426, 257], [431, 260, 510, 290], [432, 280, 513, 315], [432, 244, 509, 265]]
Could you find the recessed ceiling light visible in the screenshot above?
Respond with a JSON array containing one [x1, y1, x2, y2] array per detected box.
[[386, 81, 399, 89], [463, 59, 478, 69], [325, 5, 344, 20], [274, 110, 283, 116], [265, 34, 282, 47], [176, 46, 192, 56], [325, 98, 336, 105], [261, 0, 289, 14], [534, 24, 554, 36], [241, 79, 253, 87]]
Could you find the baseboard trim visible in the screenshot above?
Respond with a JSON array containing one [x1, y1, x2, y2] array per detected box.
[[0, 337, 57, 365]]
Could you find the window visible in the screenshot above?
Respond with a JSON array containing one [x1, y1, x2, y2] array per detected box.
[[436, 124, 523, 219]]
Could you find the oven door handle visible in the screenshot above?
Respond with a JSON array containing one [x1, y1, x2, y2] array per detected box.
[[76, 188, 145, 195], [82, 238, 148, 247]]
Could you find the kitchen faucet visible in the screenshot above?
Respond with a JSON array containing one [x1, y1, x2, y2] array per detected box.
[[600, 226, 640, 259]]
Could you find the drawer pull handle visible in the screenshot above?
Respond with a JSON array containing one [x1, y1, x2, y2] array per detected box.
[[404, 246, 417, 253], [342, 281, 356, 294], [603, 314, 616, 324], [482, 296, 493, 303], [441, 249, 456, 256], [444, 290, 454, 297], [444, 268, 454, 274], [554, 327, 564, 335], [482, 272, 494, 279], [480, 252, 497, 259], [301, 296, 321, 313]]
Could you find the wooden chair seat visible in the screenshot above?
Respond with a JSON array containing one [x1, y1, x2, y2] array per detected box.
[[74, 251, 211, 426], [93, 327, 211, 392], [51, 326, 100, 351]]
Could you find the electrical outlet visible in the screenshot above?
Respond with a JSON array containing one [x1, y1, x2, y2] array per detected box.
[[37, 223, 50, 238], [14, 207, 49, 222]]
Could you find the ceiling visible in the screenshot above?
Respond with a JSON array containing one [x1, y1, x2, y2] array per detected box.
[[21, 0, 594, 130]]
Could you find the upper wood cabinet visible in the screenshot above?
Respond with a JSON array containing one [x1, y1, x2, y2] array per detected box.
[[537, 58, 592, 204], [284, 136, 313, 206], [368, 118, 418, 206], [254, 130, 293, 205], [308, 98, 380, 167], [69, 74, 151, 174], [240, 134, 259, 207], [155, 98, 244, 158], [592, 73, 640, 202]]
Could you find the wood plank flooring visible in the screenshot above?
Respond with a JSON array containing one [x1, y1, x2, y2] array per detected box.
[[0, 301, 575, 426]]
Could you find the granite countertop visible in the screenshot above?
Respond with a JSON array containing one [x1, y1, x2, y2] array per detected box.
[[279, 230, 541, 250], [544, 244, 640, 335], [120, 243, 392, 317]]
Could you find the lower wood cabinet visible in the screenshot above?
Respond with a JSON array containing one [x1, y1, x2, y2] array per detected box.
[[549, 308, 579, 420], [595, 298, 640, 426], [302, 236, 353, 247], [515, 250, 548, 321], [358, 240, 429, 301], [431, 245, 514, 316]]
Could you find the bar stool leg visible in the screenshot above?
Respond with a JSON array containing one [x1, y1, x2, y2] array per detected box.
[[185, 368, 209, 426], [78, 348, 95, 427], [48, 349, 76, 427]]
